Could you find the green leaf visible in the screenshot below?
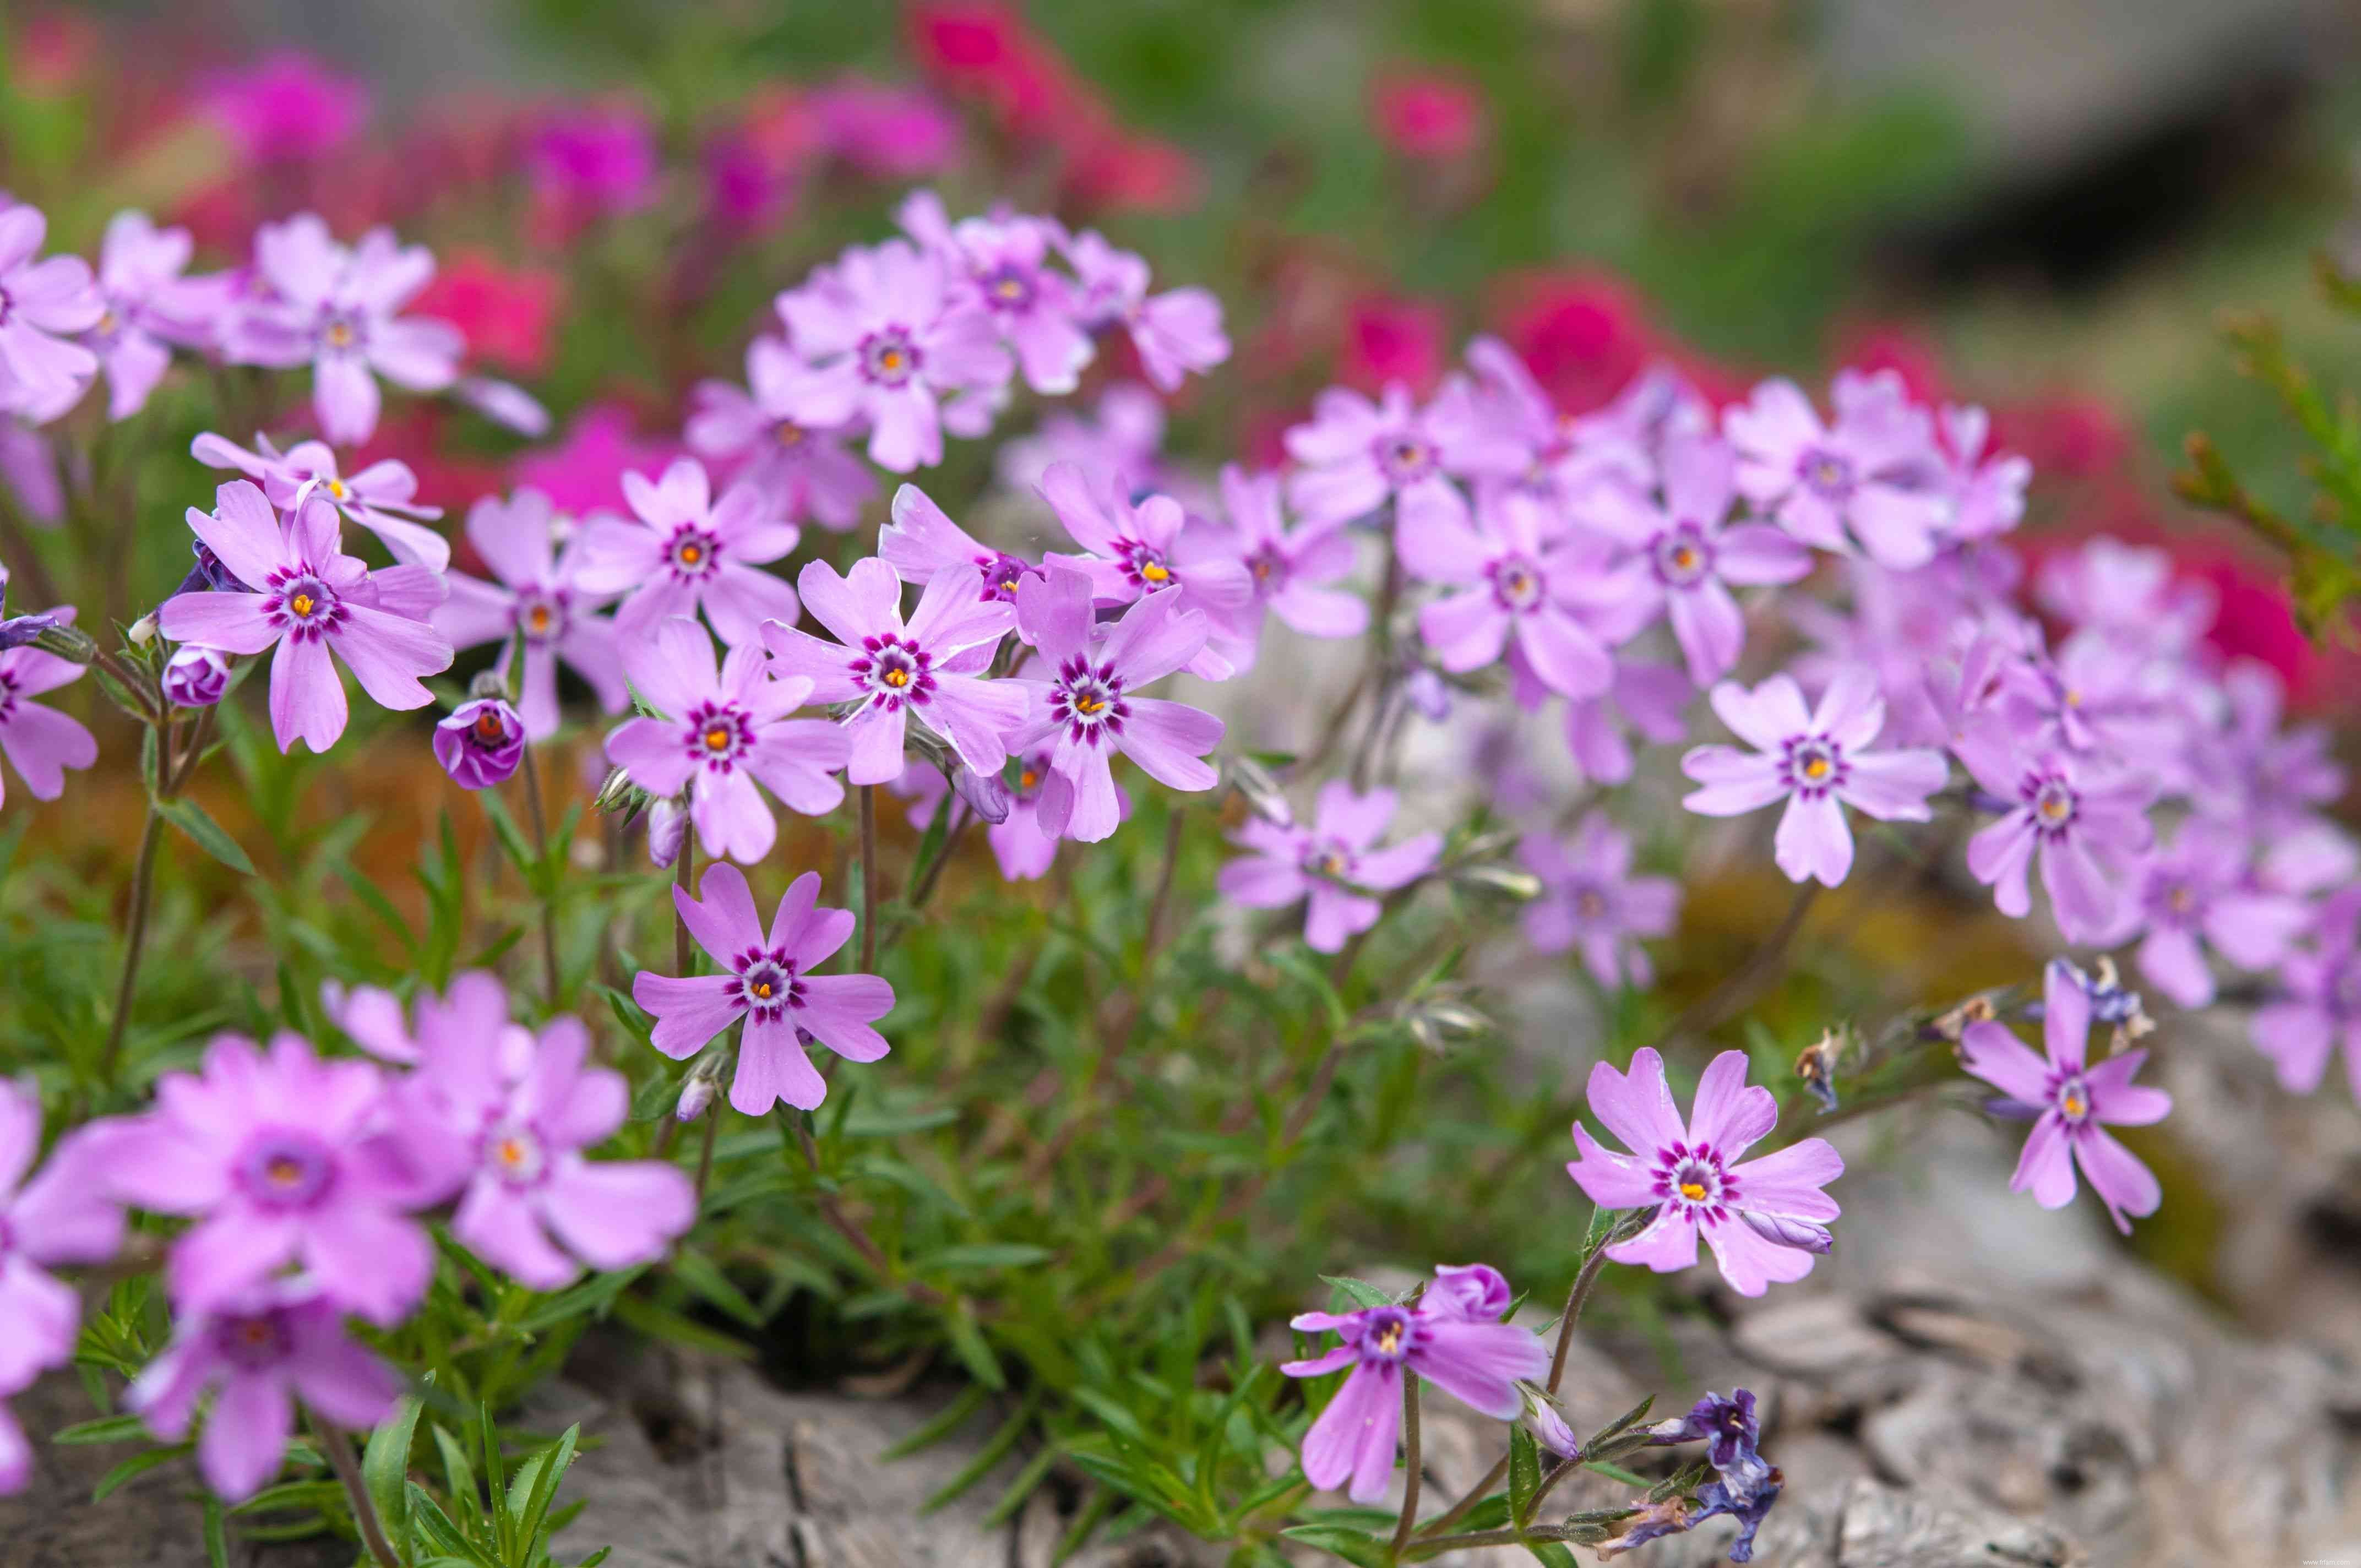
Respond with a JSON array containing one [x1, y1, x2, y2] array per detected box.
[[51, 1413, 149, 1444], [920, 1390, 1041, 1514], [942, 1299, 1005, 1390], [1318, 1275, 1395, 1312], [1276, 1523, 1392, 1567], [361, 1395, 423, 1546], [1508, 1423, 1541, 1526], [203, 1498, 230, 1568], [1525, 1544, 1580, 1568], [880, 1383, 991, 1460], [913, 1242, 1053, 1273], [670, 1250, 767, 1330], [91, 1444, 187, 1501], [152, 795, 255, 874]]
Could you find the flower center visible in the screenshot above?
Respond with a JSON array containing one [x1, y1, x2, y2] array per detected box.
[[483, 1122, 548, 1185], [2031, 776, 2078, 832], [1574, 887, 1607, 921], [325, 477, 347, 500], [1785, 738, 1844, 794], [1120, 541, 1174, 591], [236, 1129, 336, 1211], [684, 702, 752, 769], [1246, 547, 1284, 589], [861, 328, 921, 386], [1489, 554, 1546, 612], [1653, 526, 1713, 587], [217, 1311, 291, 1371], [2055, 1076, 2092, 1125], [323, 316, 358, 351], [732, 956, 803, 1020], [1376, 434, 1437, 485], [520, 596, 560, 638], [1054, 660, 1128, 744], [1799, 449, 1853, 499], [774, 421, 805, 448], [852, 634, 934, 710], [1657, 1145, 1734, 1213], [671, 531, 718, 575], [973, 551, 1032, 603], [981, 264, 1033, 308], [473, 709, 509, 744], [1361, 1306, 1415, 1362]]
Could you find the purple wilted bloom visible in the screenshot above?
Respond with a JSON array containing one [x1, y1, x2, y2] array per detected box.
[[107, 1032, 432, 1324], [2034, 536, 2214, 656], [1211, 464, 1368, 640], [772, 238, 1013, 472], [760, 556, 1025, 786], [603, 617, 848, 864], [1217, 780, 1440, 952], [1281, 1264, 1551, 1504], [902, 195, 1092, 395], [996, 382, 1168, 499], [1927, 405, 2030, 541], [84, 211, 211, 420], [1693, 1473, 1783, 1563], [2123, 820, 2309, 1008], [0, 598, 94, 808], [1961, 961, 2172, 1233], [1596, 1497, 1697, 1560], [433, 698, 525, 790], [2253, 892, 2361, 1099], [878, 482, 1041, 607], [1062, 228, 1228, 394], [162, 645, 231, 707], [1566, 1048, 1844, 1295], [0, 1085, 125, 1394], [1006, 567, 1225, 843], [1680, 668, 1949, 888], [633, 864, 895, 1114], [386, 974, 694, 1289], [574, 457, 800, 645], [2188, 660, 2347, 839], [1285, 381, 1525, 534], [193, 430, 450, 570], [1724, 371, 1946, 570], [1521, 812, 1680, 988], [225, 215, 463, 447], [126, 1278, 399, 1504], [1957, 736, 2155, 942], [1401, 487, 1638, 701], [0, 200, 102, 419], [1037, 461, 1254, 679], [1574, 435, 1814, 685], [684, 336, 877, 532], [1646, 1389, 1772, 1501], [156, 484, 452, 754], [433, 488, 628, 738]]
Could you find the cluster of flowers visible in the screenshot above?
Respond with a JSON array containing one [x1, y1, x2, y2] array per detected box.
[[0, 975, 692, 1500]]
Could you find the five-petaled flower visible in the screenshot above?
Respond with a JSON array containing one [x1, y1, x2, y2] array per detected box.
[[575, 457, 801, 645], [433, 487, 629, 738], [1217, 781, 1440, 952]]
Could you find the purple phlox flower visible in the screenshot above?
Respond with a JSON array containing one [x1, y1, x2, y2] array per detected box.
[[434, 697, 525, 790], [760, 554, 1025, 786], [0, 1085, 126, 1398], [1956, 732, 2155, 941], [1401, 487, 1641, 701], [1285, 379, 1526, 533], [603, 616, 848, 863], [1458, 336, 1626, 508], [1566, 362, 1718, 473], [1280, 1266, 1551, 1504], [1212, 463, 1368, 643], [684, 335, 877, 533], [1007, 566, 1225, 843], [1925, 404, 2029, 542], [1723, 370, 1947, 570], [1424, 1262, 1513, 1321], [1566, 1047, 1844, 1296], [527, 104, 660, 219], [163, 645, 231, 708], [451, 375, 550, 437], [0, 421, 62, 526], [1680, 668, 1950, 888], [1961, 960, 2172, 1233], [772, 238, 1013, 471], [0, 201, 102, 421], [633, 864, 895, 1114], [1566, 660, 1694, 787], [1647, 1388, 1775, 1509], [1037, 460, 1254, 679], [996, 380, 1167, 499], [984, 729, 1125, 881], [225, 214, 463, 447], [1994, 628, 2182, 768], [1521, 812, 1680, 988], [1786, 553, 2028, 750], [2122, 819, 2309, 1009], [1216, 780, 1441, 952], [386, 973, 695, 1289], [2036, 536, 2215, 656], [202, 51, 368, 166], [1571, 434, 1813, 685], [0, 598, 96, 806], [2255, 820, 2359, 904], [1061, 227, 1227, 394], [2188, 659, 2346, 840], [127, 1277, 398, 1504], [1692, 1471, 1783, 1563], [573, 457, 799, 645], [193, 428, 450, 569], [156, 484, 451, 754], [85, 210, 213, 421], [433, 488, 629, 738], [105, 1032, 434, 1324], [878, 481, 1043, 608], [901, 193, 1092, 395], [2253, 891, 2361, 1099]]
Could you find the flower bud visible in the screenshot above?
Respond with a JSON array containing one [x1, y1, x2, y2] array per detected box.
[[1403, 665, 1451, 721], [126, 613, 157, 647], [1453, 863, 1543, 901], [675, 1074, 717, 1123], [467, 668, 511, 701], [31, 620, 96, 662], [161, 645, 230, 707], [1738, 1210, 1831, 1254], [433, 698, 526, 790], [1223, 754, 1293, 828], [949, 762, 1011, 825], [646, 798, 688, 869], [592, 765, 645, 815], [1521, 1385, 1581, 1460]]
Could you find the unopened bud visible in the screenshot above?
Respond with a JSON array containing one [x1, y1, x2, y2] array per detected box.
[[647, 799, 688, 869], [950, 763, 1011, 825], [127, 615, 158, 647], [675, 1074, 717, 1123], [467, 668, 510, 701], [1739, 1210, 1831, 1254], [1794, 1029, 1842, 1114], [592, 766, 645, 815], [1522, 1384, 1581, 1460], [1223, 754, 1293, 829], [1454, 864, 1543, 901], [32, 621, 96, 661]]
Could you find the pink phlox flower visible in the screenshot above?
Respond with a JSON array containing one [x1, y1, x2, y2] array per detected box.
[[1724, 370, 1947, 569], [432, 487, 628, 738], [1786, 554, 2026, 749], [1956, 731, 2156, 941], [2120, 819, 2309, 1008], [85, 210, 213, 420], [1925, 403, 2030, 541], [632, 863, 895, 1114], [1566, 1047, 1843, 1295], [2253, 890, 2361, 1099], [156, 484, 452, 754], [995, 380, 1167, 500], [1037, 459, 1253, 679], [1284, 379, 1525, 534], [1960, 960, 2172, 1233], [0, 201, 102, 421], [573, 456, 800, 645], [192, 429, 450, 569], [0, 1085, 125, 1400], [0, 596, 95, 807], [0, 422, 62, 524], [1060, 227, 1227, 393], [2035, 535, 2215, 657], [900, 192, 1092, 395], [2186, 659, 2346, 840], [1209, 463, 1368, 644], [1680, 667, 1950, 888], [1521, 811, 1680, 988], [986, 739, 1124, 880], [1994, 628, 2184, 771], [684, 335, 877, 532], [1216, 780, 1440, 952], [877, 481, 1043, 609], [602, 616, 848, 864]]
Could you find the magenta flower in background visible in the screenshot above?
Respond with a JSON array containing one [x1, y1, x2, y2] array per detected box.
[[1566, 1048, 1843, 1296], [1681, 668, 1949, 887], [433, 697, 525, 790], [878, 482, 1041, 607], [1956, 736, 2155, 941], [107, 1032, 430, 1325], [1037, 460, 1253, 677], [1370, 67, 1489, 161], [127, 1279, 399, 1504], [526, 104, 660, 227], [773, 238, 1013, 471], [2253, 892, 2361, 1099], [1280, 1264, 1549, 1503], [1212, 464, 1368, 641], [684, 336, 877, 532], [1007, 567, 1226, 843], [227, 215, 464, 447], [0, 601, 96, 808], [0, 1085, 125, 1396], [193, 430, 451, 570], [511, 402, 682, 515], [1063, 228, 1228, 393], [85, 210, 210, 421], [1724, 372, 1947, 570], [574, 457, 800, 644], [810, 77, 960, 176], [202, 50, 368, 166], [1217, 781, 1440, 952], [602, 617, 848, 863], [1961, 961, 2172, 1233], [433, 488, 628, 738], [156, 484, 452, 754], [1284, 381, 1523, 533], [1521, 812, 1680, 988], [1573, 434, 1813, 685], [0, 201, 102, 420], [760, 556, 1024, 786], [633, 864, 895, 1114], [1401, 488, 1638, 701], [162, 644, 231, 707], [2124, 820, 2309, 1009]]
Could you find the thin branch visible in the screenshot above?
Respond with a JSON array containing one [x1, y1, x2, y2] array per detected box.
[[1388, 1363, 1423, 1561]]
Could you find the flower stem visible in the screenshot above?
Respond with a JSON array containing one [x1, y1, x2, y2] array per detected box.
[[98, 805, 163, 1089], [1547, 1239, 1615, 1395], [1388, 1368, 1423, 1561], [519, 743, 559, 1008], [312, 1415, 400, 1568], [858, 783, 879, 974], [693, 1101, 720, 1205], [672, 830, 695, 979]]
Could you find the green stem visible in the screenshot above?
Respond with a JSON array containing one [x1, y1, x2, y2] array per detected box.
[[1388, 1362, 1423, 1561], [312, 1416, 401, 1568], [858, 784, 879, 973], [99, 806, 163, 1088], [519, 744, 559, 1007], [672, 829, 695, 979]]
